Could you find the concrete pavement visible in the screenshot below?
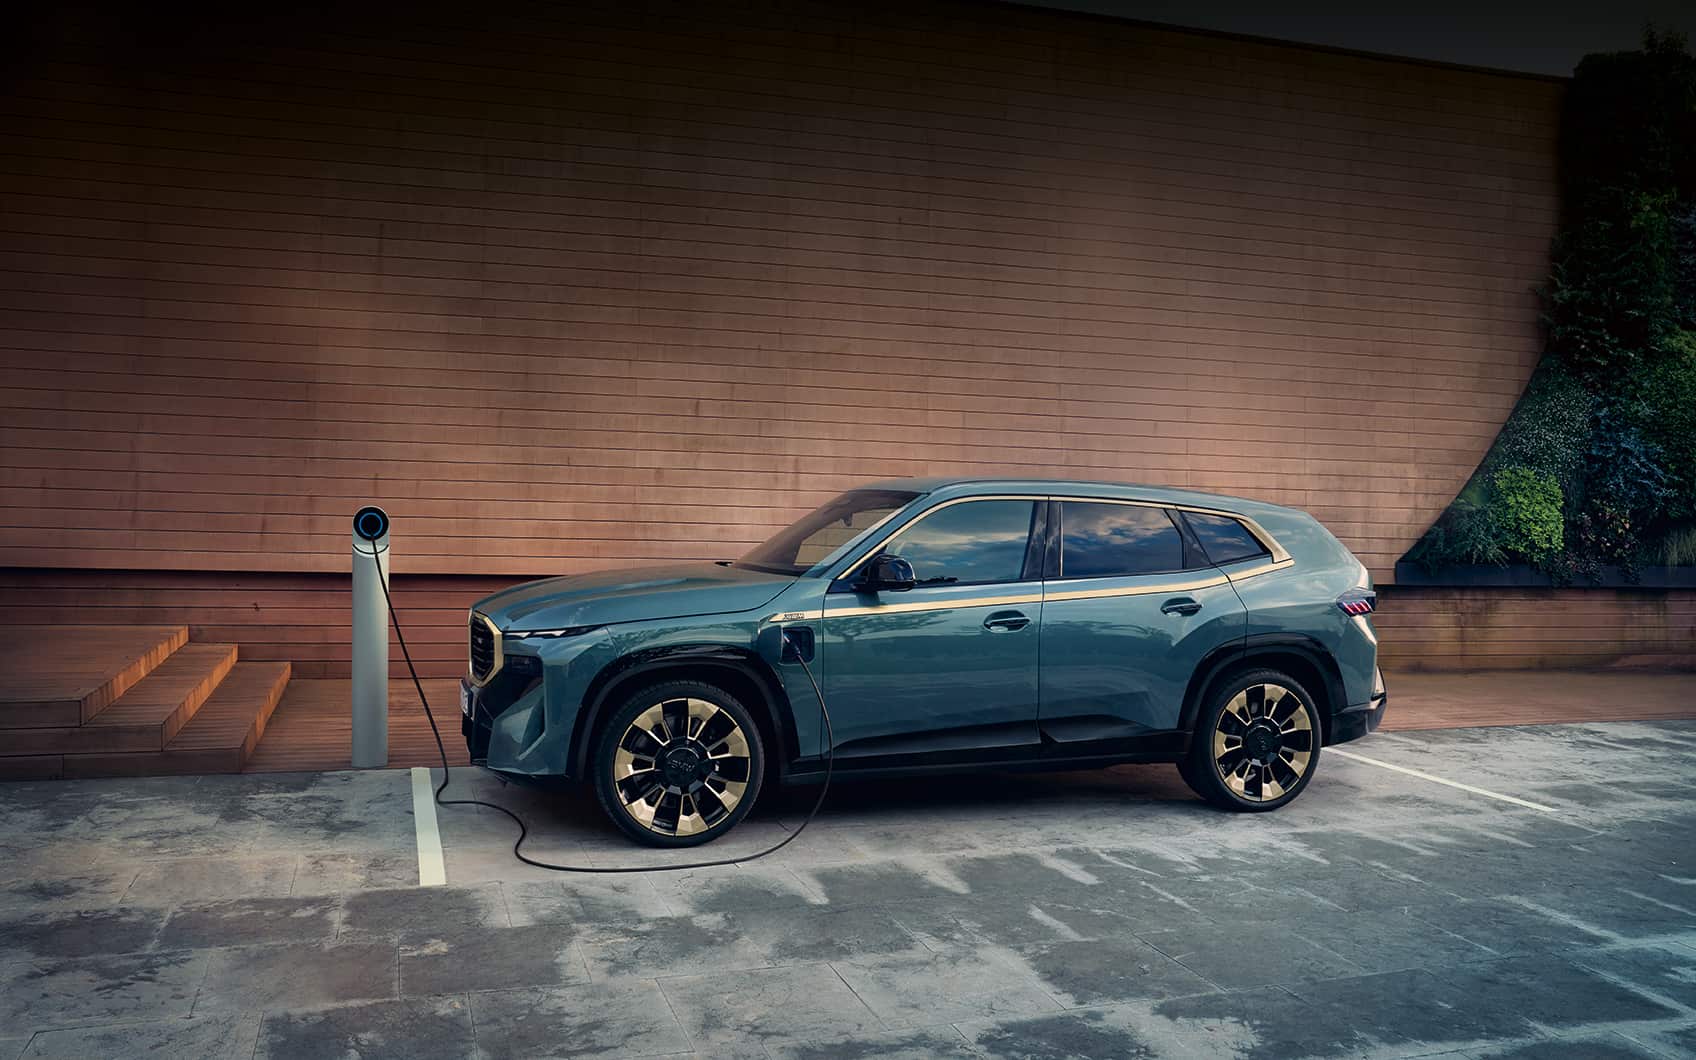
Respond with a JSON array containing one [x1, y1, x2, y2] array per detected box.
[[1, 720, 1695, 1057]]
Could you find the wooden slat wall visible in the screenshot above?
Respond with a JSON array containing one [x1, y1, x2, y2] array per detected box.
[[2, 571, 1687, 679], [0, 0, 1562, 582], [1376, 588, 1696, 672]]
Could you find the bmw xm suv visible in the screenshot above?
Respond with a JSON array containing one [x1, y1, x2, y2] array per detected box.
[[461, 478, 1388, 846]]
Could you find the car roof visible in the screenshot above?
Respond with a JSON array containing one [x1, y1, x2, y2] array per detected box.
[[856, 476, 1291, 517]]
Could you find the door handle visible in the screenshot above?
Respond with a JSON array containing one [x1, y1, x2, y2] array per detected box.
[[983, 610, 1031, 632], [1161, 597, 1202, 616]]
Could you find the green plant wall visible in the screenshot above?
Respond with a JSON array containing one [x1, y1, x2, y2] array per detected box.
[[1406, 30, 1696, 582]]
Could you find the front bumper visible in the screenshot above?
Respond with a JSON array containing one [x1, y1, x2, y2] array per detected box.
[[1330, 667, 1388, 745], [460, 677, 494, 764]]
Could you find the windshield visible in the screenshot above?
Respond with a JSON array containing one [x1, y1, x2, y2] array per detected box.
[[734, 489, 920, 576]]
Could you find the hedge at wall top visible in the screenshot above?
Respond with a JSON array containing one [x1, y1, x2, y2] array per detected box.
[[1407, 30, 1696, 582]]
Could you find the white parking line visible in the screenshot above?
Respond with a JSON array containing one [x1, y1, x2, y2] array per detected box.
[[1327, 747, 1557, 813], [411, 766, 447, 886]]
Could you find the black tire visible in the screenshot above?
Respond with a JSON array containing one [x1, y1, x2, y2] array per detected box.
[[1182, 667, 1321, 812], [592, 679, 766, 847]]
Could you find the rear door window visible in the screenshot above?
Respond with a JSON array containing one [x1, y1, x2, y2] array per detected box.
[[1181, 511, 1270, 565], [1059, 502, 1187, 577]]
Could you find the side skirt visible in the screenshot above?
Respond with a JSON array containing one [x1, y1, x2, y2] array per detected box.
[[782, 730, 1188, 785]]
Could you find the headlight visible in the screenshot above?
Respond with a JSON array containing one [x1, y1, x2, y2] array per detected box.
[[510, 626, 600, 641]]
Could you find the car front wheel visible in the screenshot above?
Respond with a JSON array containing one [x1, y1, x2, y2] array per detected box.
[[1183, 668, 1321, 812], [592, 679, 766, 847]]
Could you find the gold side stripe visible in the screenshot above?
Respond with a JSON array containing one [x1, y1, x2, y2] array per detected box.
[[821, 559, 1297, 618], [1042, 574, 1229, 603], [825, 591, 1044, 618], [1222, 558, 1295, 581]]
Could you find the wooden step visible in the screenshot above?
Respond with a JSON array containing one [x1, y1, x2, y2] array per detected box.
[[0, 625, 188, 728], [33, 663, 292, 780], [0, 643, 237, 756]]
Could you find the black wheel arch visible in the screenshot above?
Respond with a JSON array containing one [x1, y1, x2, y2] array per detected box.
[[1179, 634, 1347, 746], [570, 644, 798, 782]]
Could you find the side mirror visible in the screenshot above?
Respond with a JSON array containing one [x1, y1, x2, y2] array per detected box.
[[861, 554, 916, 593]]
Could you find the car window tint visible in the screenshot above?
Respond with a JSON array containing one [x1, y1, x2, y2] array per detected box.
[[886, 500, 1037, 586], [1061, 502, 1184, 577], [1183, 511, 1270, 565]]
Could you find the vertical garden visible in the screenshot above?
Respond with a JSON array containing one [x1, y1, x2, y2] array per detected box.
[[1406, 32, 1696, 583]]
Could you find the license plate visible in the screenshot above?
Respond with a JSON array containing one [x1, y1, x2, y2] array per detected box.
[[460, 683, 473, 718]]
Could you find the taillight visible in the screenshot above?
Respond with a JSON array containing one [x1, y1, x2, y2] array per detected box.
[[1336, 589, 1376, 617]]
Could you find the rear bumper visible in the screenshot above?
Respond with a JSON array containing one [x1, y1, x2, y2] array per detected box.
[[1331, 667, 1388, 746]]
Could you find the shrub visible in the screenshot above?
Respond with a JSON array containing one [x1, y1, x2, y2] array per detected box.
[[1403, 31, 1696, 575], [1542, 192, 1678, 379], [1404, 481, 1506, 573], [1637, 330, 1696, 519], [1489, 466, 1564, 563], [1658, 524, 1696, 567], [1486, 364, 1593, 497]]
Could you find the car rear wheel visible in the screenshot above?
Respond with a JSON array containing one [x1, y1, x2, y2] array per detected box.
[[592, 679, 765, 847], [1182, 667, 1321, 812]]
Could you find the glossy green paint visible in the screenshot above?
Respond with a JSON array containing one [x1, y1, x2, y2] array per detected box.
[[466, 477, 1382, 780], [1038, 571, 1246, 738]]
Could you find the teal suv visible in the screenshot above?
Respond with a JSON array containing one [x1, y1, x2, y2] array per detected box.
[[462, 478, 1388, 846]]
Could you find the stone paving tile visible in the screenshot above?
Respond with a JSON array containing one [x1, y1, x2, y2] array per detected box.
[[1288, 957, 1681, 1046], [1444, 953, 1687, 1029], [502, 877, 672, 928], [290, 851, 419, 895], [957, 1004, 1177, 1059], [1013, 935, 1217, 1006], [0, 871, 136, 916], [0, 907, 165, 961], [336, 883, 508, 942], [579, 903, 925, 981], [802, 860, 984, 907], [644, 863, 827, 917], [1571, 940, 1696, 1009], [196, 941, 398, 1011], [658, 962, 882, 1050], [1472, 1032, 1671, 1059], [400, 923, 589, 997], [255, 995, 475, 1059], [0, 950, 210, 1031], [18, 1011, 263, 1059], [580, 909, 776, 981], [469, 979, 693, 1059], [1296, 906, 1502, 974], [922, 895, 1193, 949], [119, 855, 298, 905], [157, 895, 339, 950], [762, 1025, 983, 1059], [1148, 986, 1339, 1058], [1138, 922, 1367, 990], [830, 949, 1063, 1028], [1410, 895, 1622, 957]]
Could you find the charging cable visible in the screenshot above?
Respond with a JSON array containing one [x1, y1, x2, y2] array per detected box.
[[360, 540, 835, 872]]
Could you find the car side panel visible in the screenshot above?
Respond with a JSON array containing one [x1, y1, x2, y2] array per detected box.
[[1037, 572, 1246, 737], [1221, 513, 1378, 709]]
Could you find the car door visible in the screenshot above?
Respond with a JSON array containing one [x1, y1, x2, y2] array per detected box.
[[1037, 499, 1247, 744], [820, 497, 1046, 761]]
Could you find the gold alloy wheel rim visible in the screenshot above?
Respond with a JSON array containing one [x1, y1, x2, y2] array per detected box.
[[612, 697, 752, 837], [1211, 683, 1313, 802]]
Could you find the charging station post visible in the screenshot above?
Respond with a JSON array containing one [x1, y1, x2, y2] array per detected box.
[[352, 506, 391, 768]]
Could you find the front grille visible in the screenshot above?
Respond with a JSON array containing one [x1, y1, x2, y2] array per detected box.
[[468, 613, 498, 682]]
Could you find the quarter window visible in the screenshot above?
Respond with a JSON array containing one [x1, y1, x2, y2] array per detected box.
[[1060, 502, 1185, 577], [882, 500, 1039, 586], [1182, 511, 1270, 565]]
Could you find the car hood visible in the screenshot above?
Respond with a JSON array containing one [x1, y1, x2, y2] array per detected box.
[[473, 562, 795, 631]]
